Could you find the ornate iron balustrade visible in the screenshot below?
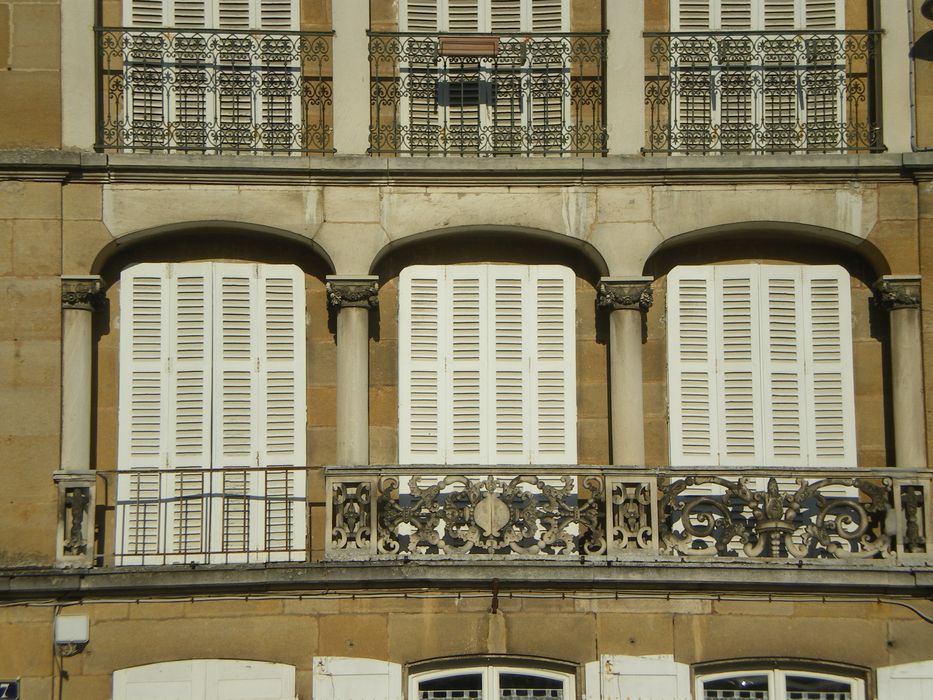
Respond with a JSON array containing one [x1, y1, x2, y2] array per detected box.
[[98, 466, 308, 566], [369, 32, 607, 157], [644, 30, 881, 154], [96, 27, 334, 154], [325, 467, 931, 561]]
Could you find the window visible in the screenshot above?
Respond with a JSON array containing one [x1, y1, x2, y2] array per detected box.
[[666, 264, 856, 467], [116, 262, 306, 564], [698, 668, 864, 700], [412, 665, 575, 699], [399, 265, 576, 465], [124, 0, 300, 151], [669, 0, 846, 152], [399, 0, 569, 155]]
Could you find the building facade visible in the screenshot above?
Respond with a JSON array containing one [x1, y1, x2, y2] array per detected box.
[[1, 0, 933, 697]]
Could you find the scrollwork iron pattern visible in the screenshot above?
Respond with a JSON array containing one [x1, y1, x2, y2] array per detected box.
[[659, 476, 894, 558], [373, 474, 607, 556], [327, 470, 930, 561], [96, 27, 334, 154], [368, 32, 607, 156], [644, 31, 881, 154]]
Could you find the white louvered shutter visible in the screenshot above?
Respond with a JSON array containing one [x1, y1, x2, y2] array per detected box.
[[667, 267, 719, 466], [446, 267, 488, 464], [257, 265, 306, 560], [759, 267, 807, 465], [802, 266, 855, 466], [530, 0, 564, 31], [674, 0, 711, 30], [715, 266, 763, 465], [530, 266, 576, 464], [118, 264, 173, 562], [399, 267, 446, 464], [489, 267, 531, 463], [448, 0, 481, 31], [804, 0, 841, 29], [128, 0, 166, 25], [491, 0, 522, 31], [404, 0, 440, 30]]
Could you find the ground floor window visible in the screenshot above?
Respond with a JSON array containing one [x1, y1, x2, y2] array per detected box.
[[698, 669, 864, 700], [413, 665, 574, 699]]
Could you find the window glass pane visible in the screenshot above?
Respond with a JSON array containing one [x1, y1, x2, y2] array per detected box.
[[499, 672, 564, 698], [419, 673, 484, 699], [785, 675, 852, 700], [703, 674, 770, 700]]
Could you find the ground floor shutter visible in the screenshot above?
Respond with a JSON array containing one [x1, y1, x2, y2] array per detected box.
[[600, 655, 692, 700], [113, 659, 296, 700], [877, 661, 933, 700], [312, 658, 403, 700]]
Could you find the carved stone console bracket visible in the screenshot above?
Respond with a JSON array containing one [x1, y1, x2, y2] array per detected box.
[[61, 275, 105, 311], [597, 276, 654, 312], [874, 275, 922, 310], [325, 275, 380, 309], [53, 470, 97, 567]]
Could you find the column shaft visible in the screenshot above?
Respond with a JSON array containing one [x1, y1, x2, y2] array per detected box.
[[609, 309, 645, 465], [890, 306, 926, 467], [61, 309, 94, 470], [336, 306, 370, 465]]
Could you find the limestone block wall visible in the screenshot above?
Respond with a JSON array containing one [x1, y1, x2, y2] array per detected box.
[[0, 0, 61, 149], [0, 597, 931, 699]]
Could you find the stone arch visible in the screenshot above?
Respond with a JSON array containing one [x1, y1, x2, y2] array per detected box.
[[643, 221, 890, 284], [369, 225, 610, 285], [91, 221, 336, 285]]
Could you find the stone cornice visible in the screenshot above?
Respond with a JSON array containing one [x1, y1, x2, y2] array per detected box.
[[61, 275, 104, 311], [597, 277, 654, 312], [0, 150, 930, 187], [325, 275, 380, 309], [874, 275, 922, 310]]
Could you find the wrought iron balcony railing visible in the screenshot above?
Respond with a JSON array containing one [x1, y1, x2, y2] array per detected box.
[[101, 466, 308, 566], [96, 27, 334, 154], [368, 31, 607, 157], [326, 467, 931, 561], [644, 30, 882, 155]]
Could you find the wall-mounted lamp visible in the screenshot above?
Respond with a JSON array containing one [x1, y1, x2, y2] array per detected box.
[[54, 615, 89, 657]]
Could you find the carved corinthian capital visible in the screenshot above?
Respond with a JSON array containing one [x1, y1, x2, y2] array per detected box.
[[325, 275, 380, 309], [61, 276, 104, 311], [874, 275, 922, 311], [597, 276, 654, 312]]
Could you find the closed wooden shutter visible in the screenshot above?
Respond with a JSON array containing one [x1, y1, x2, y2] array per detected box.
[[491, 0, 522, 31], [671, 0, 842, 31], [400, 265, 575, 465], [113, 660, 297, 700], [530, 267, 576, 464], [877, 661, 933, 700], [312, 658, 403, 700], [667, 267, 719, 465], [446, 267, 488, 464], [601, 655, 691, 700], [802, 266, 855, 465], [447, 0, 481, 31], [128, 0, 166, 25], [399, 268, 446, 464], [530, 0, 564, 31], [668, 264, 855, 467], [674, 0, 711, 30], [404, 0, 440, 30]]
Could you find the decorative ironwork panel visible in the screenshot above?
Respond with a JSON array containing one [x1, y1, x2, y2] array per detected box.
[[369, 32, 607, 157], [360, 473, 607, 556], [659, 475, 894, 558], [644, 31, 881, 154], [96, 27, 334, 154], [894, 480, 932, 557]]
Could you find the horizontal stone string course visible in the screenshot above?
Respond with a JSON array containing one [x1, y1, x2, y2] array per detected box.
[[325, 468, 932, 561]]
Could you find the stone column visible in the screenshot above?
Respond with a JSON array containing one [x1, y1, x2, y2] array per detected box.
[[56, 275, 104, 566], [326, 276, 380, 465], [598, 277, 654, 466], [875, 275, 927, 467]]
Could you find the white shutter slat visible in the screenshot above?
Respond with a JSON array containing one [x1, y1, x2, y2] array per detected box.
[[715, 266, 762, 464], [448, 0, 481, 31], [668, 267, 719, 466], [531, 266, 576, 464], [759, 268, 807, 466], [446, 267, 487, 464], [490, 267, 530, 463], [404, 0, 440, 31], [400, 267, 447, 464], [802, 267, 855, 466]]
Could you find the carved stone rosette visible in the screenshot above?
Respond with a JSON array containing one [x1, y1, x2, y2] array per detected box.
[[597, 277, 654, 312], [325, 275, 380, 309], [61, 276, 105, 311], [874, 275, 921, 310]]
